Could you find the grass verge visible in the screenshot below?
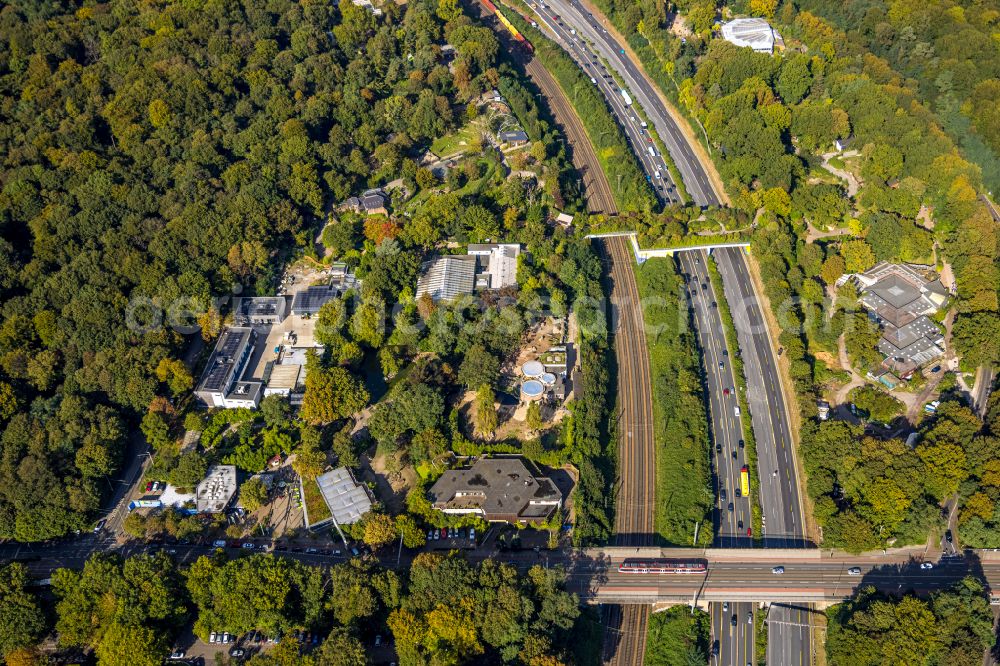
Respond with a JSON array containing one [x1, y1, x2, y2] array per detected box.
[[599, 58, 691, 203], [706, 253, 762, 542], [644, 606, 711, 665], [634, 257, 713, 546], [755, 606, 768, 666]]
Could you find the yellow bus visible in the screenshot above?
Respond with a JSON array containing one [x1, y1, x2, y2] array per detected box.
[[739, 465, 750, 498]]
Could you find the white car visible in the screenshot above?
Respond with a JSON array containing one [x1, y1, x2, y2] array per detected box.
[[920, 562, 934, 570], [847, 567, 861, 575], [771, 566, 785, 574]]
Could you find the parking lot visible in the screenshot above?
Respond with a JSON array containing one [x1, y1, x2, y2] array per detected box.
[[426, 525, 478, 550]]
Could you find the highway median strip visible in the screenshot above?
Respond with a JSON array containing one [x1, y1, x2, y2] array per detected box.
[[707, 253, 763, 543]]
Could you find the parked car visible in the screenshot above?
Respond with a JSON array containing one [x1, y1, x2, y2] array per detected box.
[[920, 562, 934, 570], [375, 635, 383, 647], [241, 542, 254, 549], [169, 650, 186, 660], [209, 632, 218, 644], [469, 528, 475, 540]]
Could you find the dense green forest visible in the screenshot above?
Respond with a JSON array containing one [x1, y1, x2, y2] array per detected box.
[[0, 0, 613, 544], [0, 551, 597, 665], [0, 0, 467, 539], [826, 577, 995, 665], [794, 0, 1000, 193]]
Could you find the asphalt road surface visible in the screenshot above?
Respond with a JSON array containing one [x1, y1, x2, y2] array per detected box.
[[529, 3, 680, 204], [974, 366, 995, 417], [679, 251, 755, 666], [713, 247, 810, 665], [538, 0, 720, 207]]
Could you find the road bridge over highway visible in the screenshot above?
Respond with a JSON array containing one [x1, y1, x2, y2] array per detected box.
[[553, 547, 1000, 605], [585, 231, 749, 263]]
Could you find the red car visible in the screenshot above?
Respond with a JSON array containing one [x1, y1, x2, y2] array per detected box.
[[440, 527, 448, 539], [145, 481, 153, 492], [747, 528, 752, 537], [723, 388, 730, 396]]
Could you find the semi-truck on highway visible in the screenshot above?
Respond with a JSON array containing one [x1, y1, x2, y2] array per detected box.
[[620, 89, 632, 105]]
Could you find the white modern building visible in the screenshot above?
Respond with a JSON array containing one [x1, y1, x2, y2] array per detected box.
[[194, 327, 262, 409], [467, 243, 521, 290], [721, 18, 776, 54]]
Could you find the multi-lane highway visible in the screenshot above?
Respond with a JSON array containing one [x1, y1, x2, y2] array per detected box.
[[679, 250, 756, 666], [680, 252, 752, 548], [529, 3, 680, 203], [534, 0, 721, 207], [714, 247, 811, 665], [601, 236, 657, 665], [714, 248, 803, 547]]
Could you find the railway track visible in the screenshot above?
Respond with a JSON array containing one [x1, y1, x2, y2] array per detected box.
[[526, 59, 617, 214], [600, 236, 656, 665], [471, 0, 617, 215]]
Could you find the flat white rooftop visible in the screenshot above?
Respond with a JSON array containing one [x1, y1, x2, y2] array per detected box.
[[315, 467, 372, 525], [195, 465, 238, 513]]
